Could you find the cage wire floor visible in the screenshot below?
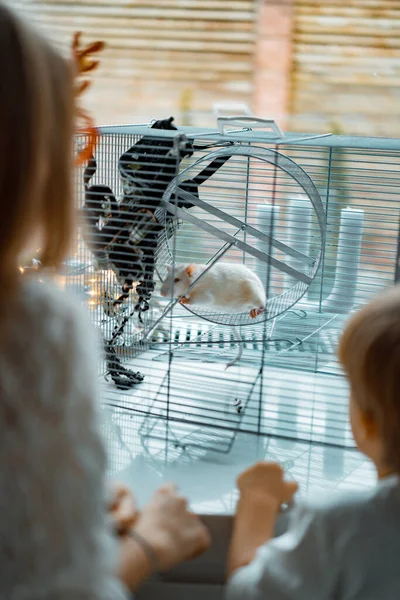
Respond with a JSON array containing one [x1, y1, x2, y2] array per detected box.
[[102, 396, 375, 516], [148, 303, 346, 375], [100, 307, 376, 514]]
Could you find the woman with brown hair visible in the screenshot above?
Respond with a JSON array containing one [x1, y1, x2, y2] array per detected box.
[[0, 3, 209, 597]]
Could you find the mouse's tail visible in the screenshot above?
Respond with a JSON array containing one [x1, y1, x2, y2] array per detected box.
[[225, 327, 244, 370]]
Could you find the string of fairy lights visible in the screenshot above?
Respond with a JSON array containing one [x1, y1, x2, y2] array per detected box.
[[18, 245, 146, 353]]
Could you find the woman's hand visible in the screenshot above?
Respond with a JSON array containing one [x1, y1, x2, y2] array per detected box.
[[117, 483, 210, 591], [132, 483, 211, 572], [107, 481, 138, 535], [237, 461, 298, 507]]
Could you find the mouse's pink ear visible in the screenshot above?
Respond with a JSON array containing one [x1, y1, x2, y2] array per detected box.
[[166, 265, 171, 272], [186, 264, 195, 278]]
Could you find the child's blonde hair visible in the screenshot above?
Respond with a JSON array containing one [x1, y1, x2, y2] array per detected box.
[[338, 285, 400, 472], [0, 3, 74, 287]]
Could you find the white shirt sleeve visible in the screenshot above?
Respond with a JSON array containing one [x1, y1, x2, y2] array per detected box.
[[225, 504, 336, 600]]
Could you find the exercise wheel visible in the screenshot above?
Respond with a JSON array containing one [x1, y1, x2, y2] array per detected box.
[[155, 144, 326, 328]]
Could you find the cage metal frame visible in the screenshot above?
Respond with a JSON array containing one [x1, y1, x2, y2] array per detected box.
[[75, 124, 400, 457]]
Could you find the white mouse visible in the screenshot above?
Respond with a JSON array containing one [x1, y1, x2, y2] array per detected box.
[[160, 262, 266, 318]]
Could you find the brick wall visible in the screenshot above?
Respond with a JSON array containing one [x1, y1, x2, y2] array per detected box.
[[253, 0, 294, 130]]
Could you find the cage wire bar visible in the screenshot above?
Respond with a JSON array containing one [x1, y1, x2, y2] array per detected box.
[[69, 124, 400, 466]]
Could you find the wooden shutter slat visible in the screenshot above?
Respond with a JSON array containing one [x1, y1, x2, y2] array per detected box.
[[291, 0, 400, 137], [15, 0, 256, 126]]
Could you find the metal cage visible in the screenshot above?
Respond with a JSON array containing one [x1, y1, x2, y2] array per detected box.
[[70, 122, 400, 473]]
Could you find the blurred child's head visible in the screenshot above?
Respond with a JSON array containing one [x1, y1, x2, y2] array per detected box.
[[0, 3, 74, 288], [339, 286, 400, 476]]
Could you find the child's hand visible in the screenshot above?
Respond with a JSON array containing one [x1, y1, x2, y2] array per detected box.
[[227, 463, 297, 577], [237, 462, 298, 508], [108, 481, 138, 535]]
